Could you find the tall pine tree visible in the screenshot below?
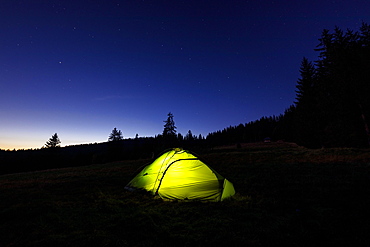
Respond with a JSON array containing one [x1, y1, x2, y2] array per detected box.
[[45, 133, 61, 148], [294, 23, 370, 147], [294, 57, 322, 147], [163, 112, 177, 137], [161, 112, 178, 148], [295, 57, 316, 106], [108, 128, 123, 141]]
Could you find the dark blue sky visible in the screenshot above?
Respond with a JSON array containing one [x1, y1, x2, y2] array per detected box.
[[1, 0, 370, 149]]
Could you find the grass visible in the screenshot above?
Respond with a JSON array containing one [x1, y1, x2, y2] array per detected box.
[[1, 142, 370, 246]]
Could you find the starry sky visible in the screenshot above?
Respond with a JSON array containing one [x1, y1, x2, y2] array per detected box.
[[1, 0, 370, 149]]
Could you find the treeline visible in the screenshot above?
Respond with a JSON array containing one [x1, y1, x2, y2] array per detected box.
[[2, 24, 370, 175], [292, 23, 370, 148], [208, 23, 370, 148], [0, 113, 209, 175], [0, 138, 155, 175], [206, 115, 283, 146], [0, 136, 211, 175]]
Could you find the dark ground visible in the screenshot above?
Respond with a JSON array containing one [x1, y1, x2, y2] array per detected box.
[[1, 142, 370, 246]]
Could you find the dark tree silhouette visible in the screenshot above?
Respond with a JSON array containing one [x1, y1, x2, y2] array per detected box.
[[293, 57, 322, 147], [206, 115, 283, 146], [45, 133, 61, 148], [177, 133, 184, 141], [163, 112, 177, 137], [207, 22, 370, 149], [291, 23, 370, 147], [108, 128, 123, 141], [295, 57, 316, 107], [185, 130, 194, 141]]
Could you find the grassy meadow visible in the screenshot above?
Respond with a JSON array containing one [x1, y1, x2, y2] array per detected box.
[[1, 142, 370, 246]]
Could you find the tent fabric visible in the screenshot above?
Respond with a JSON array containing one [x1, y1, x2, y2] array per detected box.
[[125, 148, 235, 201]]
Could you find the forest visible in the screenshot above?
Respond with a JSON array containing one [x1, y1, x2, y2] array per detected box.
[[208, 22, 370, 149], [1, 23, 370, 174]]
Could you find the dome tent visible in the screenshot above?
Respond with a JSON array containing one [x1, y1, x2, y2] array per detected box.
[[125, 148, 235, 201]]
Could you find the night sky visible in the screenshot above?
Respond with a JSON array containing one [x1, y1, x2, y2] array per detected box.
[[1, 0, 370, 149]]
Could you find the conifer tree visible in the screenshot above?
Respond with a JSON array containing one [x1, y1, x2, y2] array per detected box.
[[185, 130, 194, 141], [45, 133, 61, 148], [299, 23, 370, 147], [108, 128, 123, 141], [294, 57, 322, 147], [163, 112, 177, 137], [295, 57, 316, 107]]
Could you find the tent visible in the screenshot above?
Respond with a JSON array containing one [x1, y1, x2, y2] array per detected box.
[[125, 148, 235, 201]]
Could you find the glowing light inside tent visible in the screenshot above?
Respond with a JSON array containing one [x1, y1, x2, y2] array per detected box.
[[125, 148, 235, 201]]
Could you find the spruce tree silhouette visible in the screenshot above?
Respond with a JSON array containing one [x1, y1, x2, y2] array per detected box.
[[45, 133, 61, 148], [162, 112, 177, 147], [108, 128, 123, 141], [185, 130, 194, 141], [163, 112, 177, 137]]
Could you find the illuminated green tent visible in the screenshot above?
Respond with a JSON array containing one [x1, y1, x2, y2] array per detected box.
[[125, 148, 235, 201]]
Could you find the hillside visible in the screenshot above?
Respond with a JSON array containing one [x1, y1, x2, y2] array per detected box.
[[1, 143, 370, 246]]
